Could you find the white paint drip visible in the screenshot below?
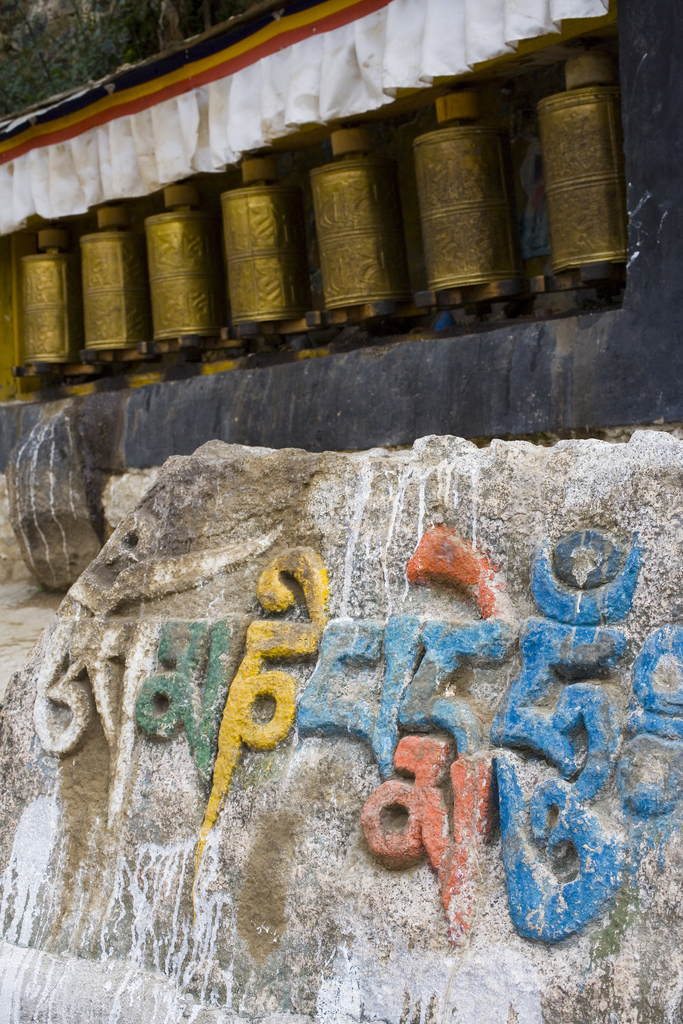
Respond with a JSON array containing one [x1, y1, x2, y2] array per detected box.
[[379, 472, 397, 618], [64, 415, 77, 521], [380, 468, 416, 617], [107, 622, 159, 830], [317, 946, 362, 1022], [0, 938, 221, 1024], [29, 422, 56, 586], [11, 431, 38, 576], [446, 946, 542, 1024], [0, 795, 59, 947], [317, 939, 456, 1024], [315, 941, 541, 1024], [416, 466, 436, 547], [658, 209, 668, 238], [341, 466, 374, 619], [469, 463, 480, 549], [383, 466, 413, 605], [101, 831, 235, 1008], [628, 189, 651, 219], [186, 838, 235, 1005], [0, 943, 38, 1024], [48, 419, 70, 574]]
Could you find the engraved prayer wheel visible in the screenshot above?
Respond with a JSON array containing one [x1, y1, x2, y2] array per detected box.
[[537, 54, 627, 273], [22, 229, 83, 363], [413, 92, 523, 291], [221, 158, 311, 323], [310, 128, 410, 309], [80, 205, 151, 350], [144, 184, 222, 340]]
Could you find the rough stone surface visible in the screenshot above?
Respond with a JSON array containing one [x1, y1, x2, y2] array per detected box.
[[0, 475, 35, 586], [3, 433, 683, 1022], [102, 468, 161, 535], [0, 472, 63, 700]]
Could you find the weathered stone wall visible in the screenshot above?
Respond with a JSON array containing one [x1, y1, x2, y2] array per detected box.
[[0, 432, 682, 1022]]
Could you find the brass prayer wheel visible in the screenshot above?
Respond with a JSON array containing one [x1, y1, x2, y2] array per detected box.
[[310, 128, 410, 309], [22, 229, 83, 363], [413, 92, 523, 291], [144, 184, 222, 340], [80, 205, 151, 350], [537, 54, 627, 273], [221, 158, 311, 323]]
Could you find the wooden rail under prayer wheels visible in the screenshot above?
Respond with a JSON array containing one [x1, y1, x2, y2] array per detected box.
[[529, 261, 625, 297], [415, 278, 528, 313], [305, 301, 426, 329], [12, 361, 99, 379]]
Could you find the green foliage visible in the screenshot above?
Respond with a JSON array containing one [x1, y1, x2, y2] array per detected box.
[[0, 0, 248, 119]]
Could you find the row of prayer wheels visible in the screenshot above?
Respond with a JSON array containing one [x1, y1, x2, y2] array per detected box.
[[21, 52, 626, 363]]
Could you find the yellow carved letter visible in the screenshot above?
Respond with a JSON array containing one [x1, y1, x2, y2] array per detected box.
[[195, 548, 328, 876]]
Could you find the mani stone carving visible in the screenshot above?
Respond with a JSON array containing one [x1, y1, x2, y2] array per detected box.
[[1, 431, 683, 1023]]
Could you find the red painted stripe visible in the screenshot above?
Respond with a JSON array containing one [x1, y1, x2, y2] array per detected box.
[[0, 0, 390, 167]]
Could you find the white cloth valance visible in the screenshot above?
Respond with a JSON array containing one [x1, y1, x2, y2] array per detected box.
[[0, 0, 609, 236]]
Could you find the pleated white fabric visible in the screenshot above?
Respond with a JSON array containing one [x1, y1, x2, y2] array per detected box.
[[0, 0, 608, 235]]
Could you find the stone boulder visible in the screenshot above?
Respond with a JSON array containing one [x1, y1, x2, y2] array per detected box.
[[1, 432, 683, 1023], [7, 405, 103, 590]]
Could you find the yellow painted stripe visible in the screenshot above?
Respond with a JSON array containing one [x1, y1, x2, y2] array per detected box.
[[200, 358, 246, 375], [128, 372, 162, 388], [295, 348, 330, 360]]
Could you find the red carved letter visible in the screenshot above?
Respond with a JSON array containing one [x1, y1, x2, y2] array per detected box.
[[406, 526, 500, 619], [362, 737, 496, 946], [361, 736, 451, 869]]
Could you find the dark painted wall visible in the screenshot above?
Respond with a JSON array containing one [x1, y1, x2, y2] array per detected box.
[[115, 312, 612, 467], [0, 0, 680, 474], [619, 0, 683, 326], [592, 0, 683, 425]]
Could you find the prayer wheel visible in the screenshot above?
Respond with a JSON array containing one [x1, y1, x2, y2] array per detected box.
[[221, 158, 311, 323], [413, 92, 523, 292], [537, 53, 627, 273], [22, 229, 83, 363], [80, 205, 150, 350], [310, 128, 410, 309], [144, 184, 222, 340]]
